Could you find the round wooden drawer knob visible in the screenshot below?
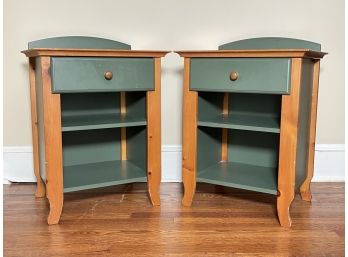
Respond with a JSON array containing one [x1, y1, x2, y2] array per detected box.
[[104, 71, 113, 80], [230, 71, 239, 81]]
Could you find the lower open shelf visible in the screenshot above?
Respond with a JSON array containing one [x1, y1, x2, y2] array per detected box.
[[197, 162, 278, 195], [63, 160, 147, 193]]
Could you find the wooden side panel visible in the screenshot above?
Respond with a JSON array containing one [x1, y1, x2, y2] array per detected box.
[[182, 58, 198, 206], [40, 57, 64, 225], [146, 58, 162, 206], [29, 58, 46, 197], [300, 60, 321, 201], [120, 92, 127, 160], [277, 58, 302, 228], [221, 93, 229, 162]]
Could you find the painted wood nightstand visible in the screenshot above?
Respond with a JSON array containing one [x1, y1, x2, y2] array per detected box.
[[22, 36, 168, 225], [176, 37, 326, 227]]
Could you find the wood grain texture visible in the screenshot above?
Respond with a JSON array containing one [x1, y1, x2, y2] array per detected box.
[[29, 58, 46, 198], [300, 61, 321, 201], [182, 58, 198, 206], [146, 58, 162, 206], [4, 182, 344, 257], [120, 92, 127, 161], [277, 58, 302, 228], [22, 49, 169, 58], [175, 49, 327, 59], [40, 57, 64, 225], [221, 93, 229, 162]]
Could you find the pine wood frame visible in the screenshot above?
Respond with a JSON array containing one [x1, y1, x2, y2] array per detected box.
[[178, 51, 325, 227], [24, 50, 168, 224]]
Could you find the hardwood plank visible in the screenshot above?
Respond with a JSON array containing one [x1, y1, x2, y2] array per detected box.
[[146, 58, 162, 205], [28, 58, 46, 198], [182, 58, 198, 206], [40, 57, 64, 225], [300, 60, 321, 201], [3, 182, 344, 257], [277, 58, 302, 228]]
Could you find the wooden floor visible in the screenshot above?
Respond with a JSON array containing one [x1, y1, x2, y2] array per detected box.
[[4, 182, 344, 257]]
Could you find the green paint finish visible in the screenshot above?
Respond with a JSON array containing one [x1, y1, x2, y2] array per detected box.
[[62, 128, 121, 167], [127, 127, 147, 171], [295, 59, 314, 190], [62, 114, 146, 131], [219, 37, 321, 51], [126, 92, 147, 118], [198, 92, 281, 133], [228, 130, 279, 168], [51, 57, 154, 93], [197, 162, 278, 195], [35, 57, 47, 182], [61, 92, 147, 131], [190, 58, 291, 94], [197, 127, 221, 172], [198, 114, 280, 133], [63, 160, 146, 192], [28, 36, 131, 50]]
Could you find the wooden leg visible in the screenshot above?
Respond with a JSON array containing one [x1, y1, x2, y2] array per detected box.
[[40, 57, 64, 225], [146, 58, 161, 206], [28, 58, 46, 198], [277, 58, 302, 228], [300, 61, 320, 202], [182, 58, 198, 207]]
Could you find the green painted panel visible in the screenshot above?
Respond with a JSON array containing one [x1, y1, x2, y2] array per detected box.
[[198, 92, 281, 133], [51, 57, 154, 93], [228, 130, 279, 168], [295, 59, 314, 190], [28, 36, 131, 50], [219, 37, 321, 51], [126, 92, 147, 118], [63, 160, 146, 192], [62, 128, 121, 166], [197, 162, 278, 195], [127, 127, 147, 171], [197, 127, 221, 172], [61, 92, 147, 131], [198, 114, 280, 133], [190, 58, 291, 94]]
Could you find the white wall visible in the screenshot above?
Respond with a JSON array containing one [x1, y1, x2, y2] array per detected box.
[[3, 0, 345, 181]]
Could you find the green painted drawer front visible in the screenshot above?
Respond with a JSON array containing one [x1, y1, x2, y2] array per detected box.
[[51, 57, 154, 93], [190, 58, 291, 94]]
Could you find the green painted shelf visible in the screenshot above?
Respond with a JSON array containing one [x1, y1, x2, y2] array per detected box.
[[197, 162, 278, 195], [61, 113, 147, 132], [63, 160, 147, 192], [198, 113, 280, 133]]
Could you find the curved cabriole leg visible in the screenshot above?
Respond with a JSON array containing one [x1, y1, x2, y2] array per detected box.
[[277, 192, 294, 228], [146, 58, 161, 206], [182, 168, 196, 206], [181, 58, 197, 207], [300, 61, 321, 202], [40, 57, 64, 225], [277, 58, 302, 228], [47, 184, 64, 225]]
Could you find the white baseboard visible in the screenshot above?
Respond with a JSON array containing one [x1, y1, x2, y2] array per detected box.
[[3, 144, 345, 183]]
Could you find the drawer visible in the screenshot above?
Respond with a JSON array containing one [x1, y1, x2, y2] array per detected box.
[[51, 57, 154, 93], [190, 58, 291, 94]]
